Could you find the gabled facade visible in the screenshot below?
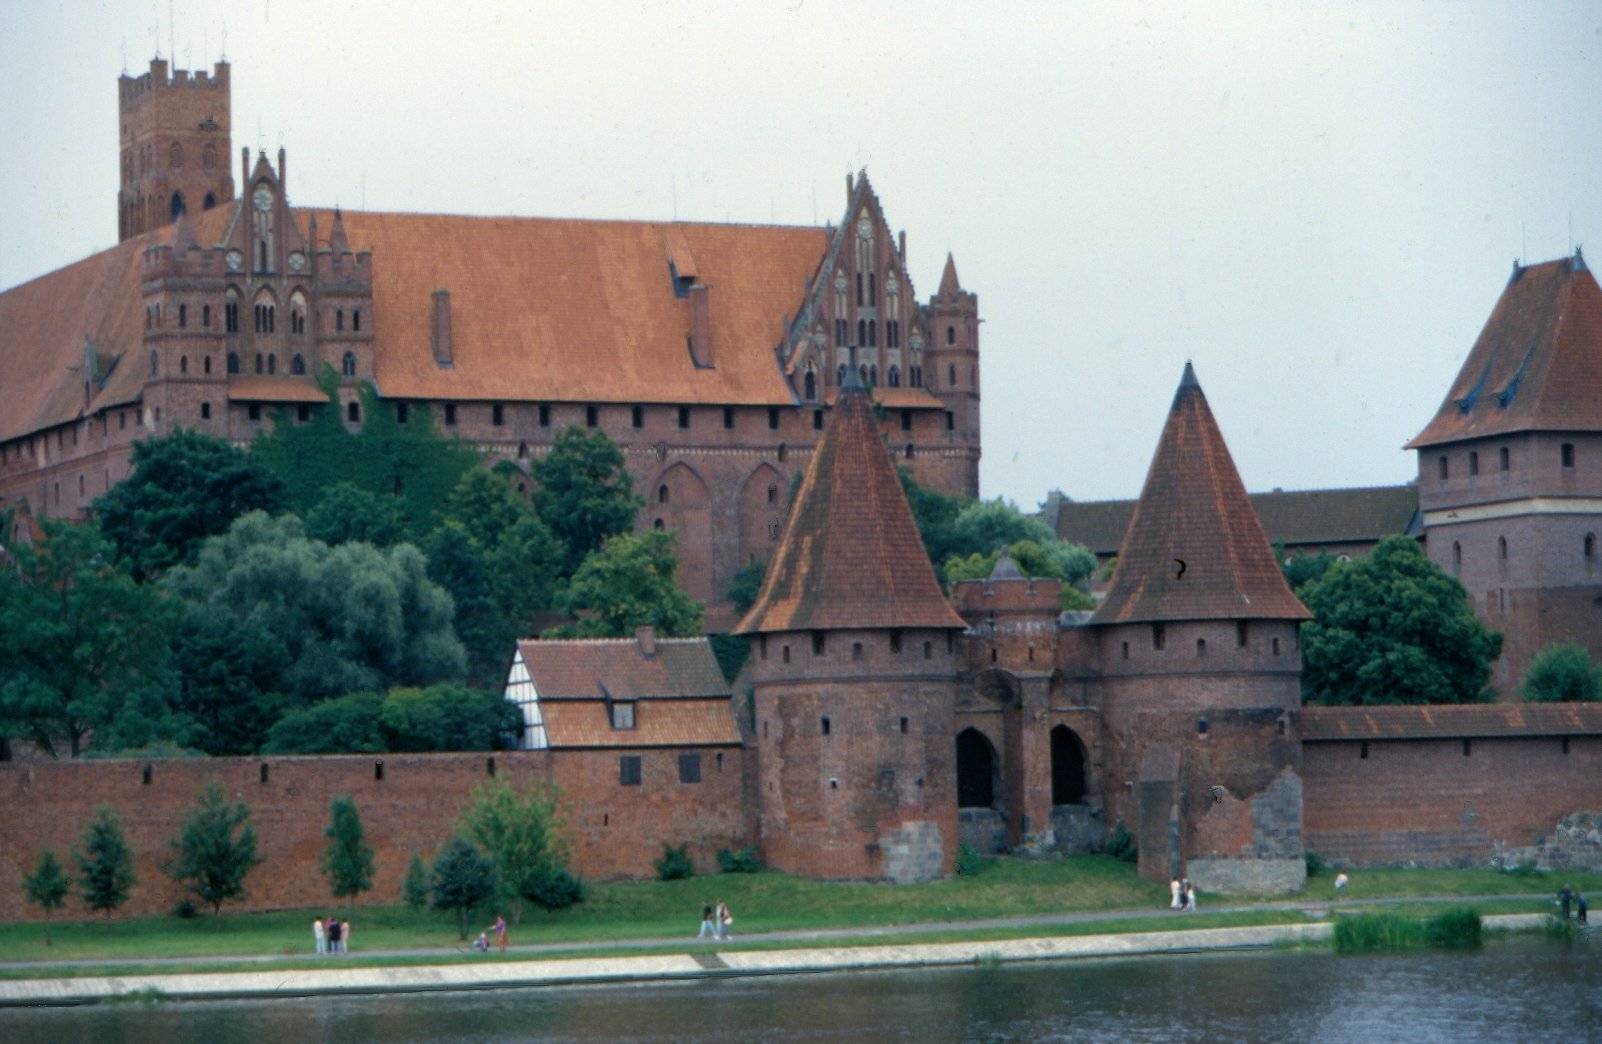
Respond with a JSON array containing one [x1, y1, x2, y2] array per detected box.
[[1407, 250, 1602, 695], [0, 58, 983, 627]]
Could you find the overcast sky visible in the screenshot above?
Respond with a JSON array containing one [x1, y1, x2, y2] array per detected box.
[[2, 1, 1598, 507]]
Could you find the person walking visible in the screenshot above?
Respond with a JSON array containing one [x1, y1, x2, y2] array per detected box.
[[1184, 882, 1198, 913], [493, 914, 508, 953], [697, 901, 717, 939], [326, 916, 342, 954], [716, 900, 733, 940], [342, 918, 353, 953], [1169, 878, 1182, 910], [313, 917, 326, 955]]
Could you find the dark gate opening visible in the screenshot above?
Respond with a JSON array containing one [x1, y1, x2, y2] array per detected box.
[[1051, 725, 1087, 805], [956, 727, 996, 808]]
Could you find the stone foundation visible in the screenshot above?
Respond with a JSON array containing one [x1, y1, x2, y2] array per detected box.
[[1186, 856, 1305, 897], [1490, 812, 1602, 873], [958, 808, 1006, 854], [882, 821, 946, 883], [1050, 804, 1106, 854]]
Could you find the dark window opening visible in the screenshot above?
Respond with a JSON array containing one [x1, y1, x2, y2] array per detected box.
[[1197, 718, 1209, 735], [297, 405, 310, 422], [956, 728, 997, 809], [814, 411, 824, 430], [1360, 741, 1369, 760], [260, 763, 269, 783], [539, 405, 550, 427], [804, 371, 817, 401], [1586, 533, 1596, 557], [680, 406, 691, 429], [723, 407, 734, 429], [337, 309, 345, 331], [852, 642, 863, 660], [1121, 641, 1130, 660], [782, 645, 791, 664], [678, 754, 701, 783], [348, 401, 360, 423], [200, 402, 211, 420], [493, 404, 505, 426], [248, 404, 261, 421], [1500, 446, 1510, 470], [659, 484, 670, 504], [1050, 726, 1088, 805], [178, 304, 187, 328], [1271, 636, 1282, 656], [1469, 451, 1479, 475], [228, 352, 240, 374], [766, 484, 778, 505], [353, 310, 361, 331], [1462, 739, 1472, 757], [342, 352, 356, 377], [1438, 455, 1448, 481], [1498, 536, 1508, 560], [586, 406, 598, 428], [142, 765, 152, 785], [1237, 622, 1248, 648], [923, 641, 932, 659], [397, 402, 410, 424], [291, 354, 305, 375], [1561, 443, 1575, 468], [889, 630, 902, 654], [1453, 541, 1462, 565], [812, 632, 825, 655], [1196, 638, 1207, 657], [900, 717, 909, 734], [901, 410, 912, 432], [1152, 624, 1166, 650], [821, 716, 831, 736], [632, 406, 643, 428], [947, 325, 956, 346], [768, 408, 780, 430], [486, 757, 496, 777], [444, 404, 456, 426], [375, 761, 384, 781], [619, 756, 641, 786], [203, 304, 211, 327]]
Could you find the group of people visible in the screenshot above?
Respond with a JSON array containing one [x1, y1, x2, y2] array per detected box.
[[1168, 878, 1198, 912], [313, 916, 353, 954], [1557, 885, 1590, 924], [697, 900, 735, 940], [472, 914, 510, 953]]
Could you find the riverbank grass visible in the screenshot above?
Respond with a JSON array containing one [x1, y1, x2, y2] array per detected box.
[[1333, 906, 1482, 953]]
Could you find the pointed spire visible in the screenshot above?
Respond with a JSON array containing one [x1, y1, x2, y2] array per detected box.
[[328, 207, 350, 254], [734, 372, 965, 635], [989, 547, 1023, 580], [1092, 364, 1310, 625], [938, 253, 962, 296]]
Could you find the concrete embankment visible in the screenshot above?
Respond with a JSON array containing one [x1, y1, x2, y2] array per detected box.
[[0, 914, 1552, 1007]]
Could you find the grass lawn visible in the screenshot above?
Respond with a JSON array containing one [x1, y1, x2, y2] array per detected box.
[[2, 856, 1594, 970]]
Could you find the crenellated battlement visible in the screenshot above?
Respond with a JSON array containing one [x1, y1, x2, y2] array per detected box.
[[119, 58, 229, 110]]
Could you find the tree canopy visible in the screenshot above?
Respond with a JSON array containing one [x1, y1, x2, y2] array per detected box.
[[550, 531, 703, 638], [1521, 643, 1602, 703], [322, 795, 376, 905], [166, 512, 467, 703], [262, 685, 517, 754], [943, 538, 1097, 609], [304, 481, 407, 548], [75, 807, 136, 919], [529, 427, 642, 576], [1299, 536, 1503, 705], [430, 836, 497, 940], [166, 783, 263, 925], [94, 428, 288, 580], [0, 519, 185, 756], [457, 779, 574, 923]]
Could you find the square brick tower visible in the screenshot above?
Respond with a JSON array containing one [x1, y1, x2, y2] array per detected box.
[[1086, 363, 1311, 896], [1407, 250, 1602, 697], [734, 367, 968, 882], [118, 58, 234, 241]]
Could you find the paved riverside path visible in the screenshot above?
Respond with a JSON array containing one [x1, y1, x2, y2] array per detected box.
[[0, 892, 1559, 974]]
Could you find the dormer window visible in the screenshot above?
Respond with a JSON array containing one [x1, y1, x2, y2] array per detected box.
[[609, 701, 636, 730]]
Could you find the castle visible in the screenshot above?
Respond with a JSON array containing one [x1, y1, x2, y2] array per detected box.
[[0, 57, 1599, 918], [0, 58, 981, 628]]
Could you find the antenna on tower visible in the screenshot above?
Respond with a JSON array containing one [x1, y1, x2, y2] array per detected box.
[[121, 36, 128, 73], [169, 0, 176, 68], [220, 20, 228, 60]]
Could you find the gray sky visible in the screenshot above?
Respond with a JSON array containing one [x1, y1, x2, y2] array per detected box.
[[2, 1, 1598, 507]]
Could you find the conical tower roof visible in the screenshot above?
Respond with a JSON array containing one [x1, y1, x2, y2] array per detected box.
[[1092, 363, 1310, 625], [1408, 250, 1602, 447], [937, 253, 962, 296], [734, 371, 965, 634]]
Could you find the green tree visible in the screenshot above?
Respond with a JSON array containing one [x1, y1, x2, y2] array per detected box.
[[167, 512, 467, 703], [898, 467, 967, 568], [1521, 643, 1602, 703], [529, 427, 642, 575], [23, 850, 72, 945], [166, 783, 263, 927], [322, 795, 376, 906], [304, 481, 407, 548], [550, 531, 703, 638], [430, 837, 497, 940], [1300, 536, 1503, 705], [170, 607, 289, 756], [1279, 547, 1337, 592], [727, 558, 768, 616], [94, 428, 288, 580], [0, 519, 185, 757], [942, 537, 1097, 609], [251, 372, 481, 543], [377, 684, 521, 752], [261, 693, 386, 754], [75, 806, 136, 920], [457, 779, 573, 923], [402, 852, 431, 911]]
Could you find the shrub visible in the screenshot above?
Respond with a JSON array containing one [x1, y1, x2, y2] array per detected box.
[[527, 868, 584, 910], [1424, 907, 1482, 949], [173, 899, 199, 919], [1521, 643, 1602, 703], [1305, 850, 1327, 877], [955, 842, 996, 876], [402, 853, 431, 911], [1504, 860, 1547, 879], [1104, 823, 1138, 864], [717, 846, 764, 874], [654, 844, 695, 881]]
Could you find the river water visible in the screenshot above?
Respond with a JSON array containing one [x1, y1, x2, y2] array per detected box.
[[2, 934, 1597, 1043]]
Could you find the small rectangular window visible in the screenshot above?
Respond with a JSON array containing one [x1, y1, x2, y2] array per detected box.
[[610, 702, 636, 730], [1360, 741, 1369, 760], [900, 717, 909, 734], [493, 404, 505, 426], [248, 403, 261, 421], [539, 404, 550, 427], [945, 411, 955, 431], [1463, 739, 1472, 757], [821, 716, 831, 736], [632, 406, 643, 428], [445, 404, 457, 426], [586, 406, 599, 428], [1499, 446, 1509, 471], [814, 412, 824, 430], [396, 402, 410, 424], [680, 406, 692, 429], [722, 407, 734, 429], [298, 404, 310, 422], [1237, 621, 1249, 648], [678, 754, 701, 784], [201, 402, 211, 420], [1438, 455, 1449, 480], [901, 410, 912, 432], [889, 630, 902, 654], [768, 408, 780, 430], [812, 631, 826, 655], [1561, 443, 1575, 468], [619, 756, 642, 786], [1153, 624, 1166, 651]]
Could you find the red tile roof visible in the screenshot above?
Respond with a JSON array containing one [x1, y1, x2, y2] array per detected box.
[[1092, 364, 1311, 624], [227, 376, 329, 403], [318, 210, 830, 407], [734, 377, 966, 634], [539, 699, 741, 748], [1301, 703, 1602, 740], [513, 636, 730, 700], [1409, 253, 1602, 448]]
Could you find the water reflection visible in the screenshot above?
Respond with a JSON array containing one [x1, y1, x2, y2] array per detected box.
[[1, 934, 1595, 1043]]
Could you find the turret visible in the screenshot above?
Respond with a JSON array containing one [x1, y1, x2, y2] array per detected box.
[[925, 252, 981, 496], [117, 57, 233, 241]]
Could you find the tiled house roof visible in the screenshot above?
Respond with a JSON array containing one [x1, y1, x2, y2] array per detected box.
[[508, 633, 739, 749], [1092, 363, 1311, 624], [1408, 251, 1602, 448], [1053, 485, 1420, 557], [0, 208, 234, 443], [1301, 703, 1602, 740], [320, 210, 830, 407], [734, 375, 966, 634]]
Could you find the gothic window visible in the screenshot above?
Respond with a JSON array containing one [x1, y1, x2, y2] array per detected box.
[[169, 142, 184, 169], [150, 351, 158, 376], [290, 293, 307, 335], [804, 370, 817, 401], [347, 401, 360, 423], [658, 485, 670, 504], [254, 353, 263, 374], [170, 192, 186, 220], [858, 319, 867, 345], [341, 352, 356, 377], [947, 325, 956, 346], [253, 302, 276, 334], [888, 366, 900, 387], [202, 144, 216, 171], [353, 310, 361, 331], [180, 355, 188, 375], [202, 304, 211, 327], [267, 355, 276, 375], [337, 309, 345, 332], [835, 319, 847, 347], [868, 320, 877, 347], [291, 354, 305, 375], [868, 272, 877, 306], [225, 290, 240, 333], [1498, 536, 1508, 560], [178, 304, 187, 328], [227, 352, 240, 374], [203, 192, 216, 210]]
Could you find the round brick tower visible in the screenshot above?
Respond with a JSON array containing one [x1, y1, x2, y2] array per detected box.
[[734, 368, 967, 882]]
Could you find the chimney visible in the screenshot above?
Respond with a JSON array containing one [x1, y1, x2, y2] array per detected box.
[[431, 290, 453, 366], [634, 627, 658, 658], [688, 283, 713, 368]]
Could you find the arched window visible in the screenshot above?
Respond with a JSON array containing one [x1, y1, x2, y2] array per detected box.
[[1452, 541, 1462, 566], [342, 352, 356, 377], [347, 401, 360, 423], [353, 310, 361, 331], [956, 728, 997, 809], [290, 293, 307, 335], [653, 518, 665, 531], [169, 142, 184, 169], [291, 354, 305, 375], [202, 304, 211, 327], [658, 484, 670, 504], [203, 192, 217, 210], [336, 309, 345, 332], [946, 325, 956, 345], [911, 365, 922, 387], [1050, 726, 1088, 805], [169, 192, 186, 220], [227, 352, 240, 374], [202, 144, 216, 171], [1498, 536, 1508, 560], [857, 319, 866, 345], [150, 351, 158, 376], [888, 366, 900, 387], [949, 364, 957, 386], [203, 356, 211, 375], [255, 353, 263, 374], [803, 370, 816, 401], [267, 354, 277, 375], [180, 355, 188, 375], [225, 289, 240, 333]]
